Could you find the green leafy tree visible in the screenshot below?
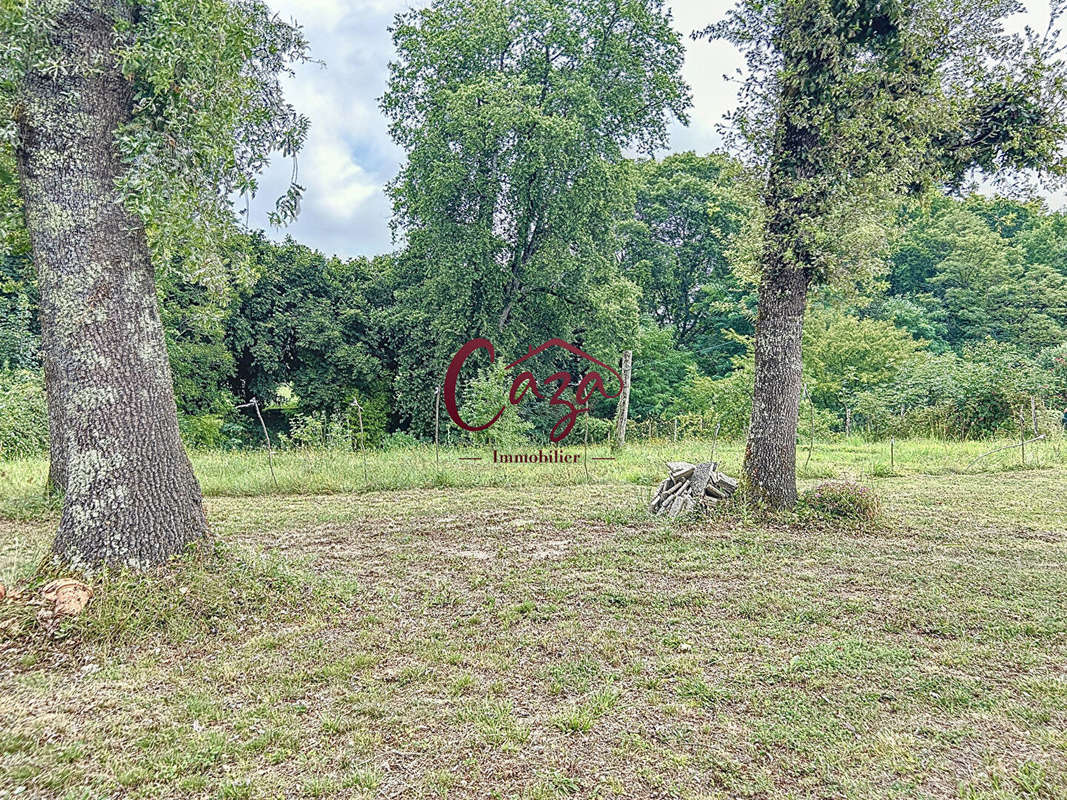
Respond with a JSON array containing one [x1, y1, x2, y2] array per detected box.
[[889, 200, 1067, 352], [227, 236, 386, 428], [1, 0, 309, 566], [161, 278, 237, 417], [866, 295, 949, 352], [802, 307, 925, 417], [703, 0, 1067, 507], [381, 0, 689, 431], [627, 320, 697, 421], [929, 212, 1067, 351], [617, 152, 755, 368]]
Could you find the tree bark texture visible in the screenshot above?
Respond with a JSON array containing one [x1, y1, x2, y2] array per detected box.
[[743, 263, 810, 509], [15, 0, 208, 567], [741, 5, 831, 510]]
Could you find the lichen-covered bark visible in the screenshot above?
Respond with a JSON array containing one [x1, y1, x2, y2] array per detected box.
[[740, 7, 828, 511], [14, 0, 207, 567], [743, 263, 809, 509]]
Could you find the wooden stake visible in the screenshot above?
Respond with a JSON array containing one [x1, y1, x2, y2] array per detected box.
[[238, 398, 277, 491], [890, 436, 895, 473], [613, 350, 632, 450], [804, 384, 814, 470], [583, 415, 590, 482], [673, 418, 678, 442], [434, 385, 441, 466], [351, 396, 368, 484], [1031, 396, 1038, 436], [1021, 406, 1027, 465]]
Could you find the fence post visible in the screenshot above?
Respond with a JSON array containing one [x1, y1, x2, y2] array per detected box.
[[434, 385, 441, 466], [351, 396, 368, 484], [1021, 406, 1027, 465], [613, 350, 632, 450], [673, 418, 678, 442], [584, 415, 590, 482]]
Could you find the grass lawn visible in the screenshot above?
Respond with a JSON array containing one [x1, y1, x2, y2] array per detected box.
[[0, 441, 1065, 798]]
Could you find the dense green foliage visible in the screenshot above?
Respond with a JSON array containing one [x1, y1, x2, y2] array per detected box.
[[378, 0, 688, 432], [0, 0, 1065, 457], [2, 161, 1066, 451], [0, 368, 46, 459]]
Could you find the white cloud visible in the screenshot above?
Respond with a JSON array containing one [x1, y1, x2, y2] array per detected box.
[[254, 0, 1064, 257]]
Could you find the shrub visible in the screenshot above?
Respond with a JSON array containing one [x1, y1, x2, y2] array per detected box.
[[383, 430, 421, 449], [460, 362, 533, 447], [0, 369, 48, 460], [799, 481, 882, 523], [178, 414, 226, 449]]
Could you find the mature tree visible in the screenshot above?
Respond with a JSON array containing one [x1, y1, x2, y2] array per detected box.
[[704, 0, 1067, 507], [227, 235, 385, 425], [381, 0, 689, 431], [802, 307, 925, 415], [617, 152, 758, 377], [886, 198, 1067, 352], [927, 209, 1067, 350], [618, 152, 753, 341], [161, 278, 238, 417], [626, 320, 697, 420], [1, 0, 308, 566]]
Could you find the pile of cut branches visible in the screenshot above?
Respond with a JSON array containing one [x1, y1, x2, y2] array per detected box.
[[649, 461, 738, 516]]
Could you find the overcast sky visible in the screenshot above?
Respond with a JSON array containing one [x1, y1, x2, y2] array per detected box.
[[251, 0, 1056, 258]]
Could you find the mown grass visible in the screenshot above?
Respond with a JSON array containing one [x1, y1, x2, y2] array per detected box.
[[0, 443, 1065, 798]]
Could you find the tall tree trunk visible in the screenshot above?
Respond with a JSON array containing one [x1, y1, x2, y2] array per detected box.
[[740, 6, 826, 511], [15, 0, 208, 567], [743, 262, 810, 509]]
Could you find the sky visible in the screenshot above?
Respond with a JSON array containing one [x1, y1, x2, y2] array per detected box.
[[252, 0, 1056, 259]]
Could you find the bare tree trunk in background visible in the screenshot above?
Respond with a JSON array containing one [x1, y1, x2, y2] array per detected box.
[[613, 350, 632, 449], [15, 0, 207, 567], [743, 263, 810, 509]]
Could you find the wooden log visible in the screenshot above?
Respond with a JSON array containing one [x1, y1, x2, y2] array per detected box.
[[704, 483, 726, 500], [666, 461, 695, 481], [666, 493, 687, 517]]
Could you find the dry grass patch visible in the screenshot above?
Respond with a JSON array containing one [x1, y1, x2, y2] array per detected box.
[[0, 471, 1065, 798]]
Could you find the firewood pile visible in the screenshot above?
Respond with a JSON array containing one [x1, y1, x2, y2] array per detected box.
[[649, 461, 738, 516]]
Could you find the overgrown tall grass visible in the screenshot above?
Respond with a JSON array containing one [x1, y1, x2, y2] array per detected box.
[[2, 434, 1064, 518]]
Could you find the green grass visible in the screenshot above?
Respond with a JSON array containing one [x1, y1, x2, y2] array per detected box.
[[2, 433, 1065, 517], [0, 441, 1065, 798]]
